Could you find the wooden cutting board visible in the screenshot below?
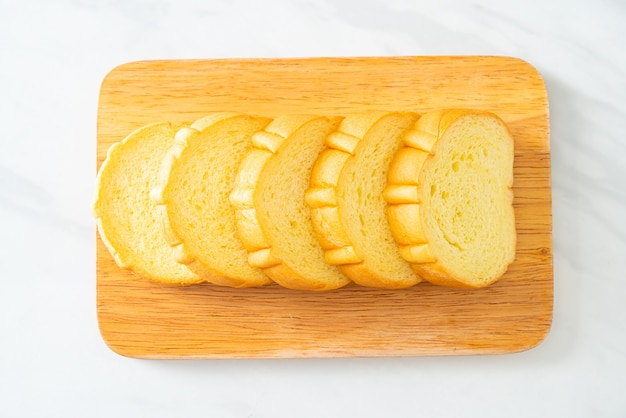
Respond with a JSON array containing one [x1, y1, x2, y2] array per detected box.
[[96, 56, 552, 359]]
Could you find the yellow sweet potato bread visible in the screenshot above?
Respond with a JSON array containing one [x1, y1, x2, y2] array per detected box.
[[93, 122, 201, 285], [305, 111, 424, 288], [384, 109, 516, 288], [230, 115, 350, 290], [151, 113, 273, 288], [94, 109, 516, 290]]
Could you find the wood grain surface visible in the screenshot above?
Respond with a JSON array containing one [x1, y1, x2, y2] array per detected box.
[[96, 56, 552, 359]]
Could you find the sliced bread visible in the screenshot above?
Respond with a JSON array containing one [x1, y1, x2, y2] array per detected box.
[[93, 122, 201, 285], [151, 113, 272, 288], [384, 109, 516, 288], [229, 115, 349, 290], [305, 111, 423, 288]]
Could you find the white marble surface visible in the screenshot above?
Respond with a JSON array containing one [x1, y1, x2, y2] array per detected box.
[[1, 0, 625, 416]]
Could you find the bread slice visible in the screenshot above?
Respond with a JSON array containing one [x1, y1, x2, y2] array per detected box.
[[305, 111, 423, 288], [93, 122, 201, 285], [151, 113, 272, 288], [229, 115, 350, 290], [384, 109, 516, 288]]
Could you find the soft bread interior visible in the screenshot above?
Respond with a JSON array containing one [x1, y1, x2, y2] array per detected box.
[[158, 114, 271, 286], [254, 116, 348, 288], [94, 122, 200, 285], [419, 113, 515, 285], [336, 113, 422, 287]]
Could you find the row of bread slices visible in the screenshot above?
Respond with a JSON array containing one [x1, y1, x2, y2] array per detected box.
[[93, 110, 516, 290]]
